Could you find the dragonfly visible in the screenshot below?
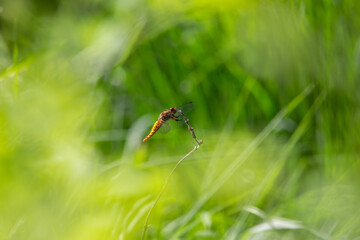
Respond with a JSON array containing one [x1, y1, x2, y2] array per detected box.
[[143, 102, 193, 142]]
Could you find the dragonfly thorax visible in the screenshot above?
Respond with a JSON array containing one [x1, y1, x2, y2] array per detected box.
[[159, 109, 174, 121]]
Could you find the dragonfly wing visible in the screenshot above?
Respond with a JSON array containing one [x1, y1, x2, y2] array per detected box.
[[168, 118, 186, 130], [177, 101, 194, 114], [159, 121, 171, 134]]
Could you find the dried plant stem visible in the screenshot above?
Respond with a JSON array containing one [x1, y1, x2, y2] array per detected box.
[[184, 117, 202, 145], [141, 115, 202, 240]]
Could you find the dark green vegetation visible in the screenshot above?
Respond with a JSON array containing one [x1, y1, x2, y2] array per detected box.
[[1, 0, 360, 239]]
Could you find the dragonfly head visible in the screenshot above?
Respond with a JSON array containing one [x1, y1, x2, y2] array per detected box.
[[170, 107, 177, 114]]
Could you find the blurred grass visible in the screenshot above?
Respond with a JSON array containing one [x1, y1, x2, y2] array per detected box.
[[1, 0, 360, 239]]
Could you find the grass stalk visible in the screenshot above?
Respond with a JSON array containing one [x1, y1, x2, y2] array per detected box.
[[141, 114, 203, 240]]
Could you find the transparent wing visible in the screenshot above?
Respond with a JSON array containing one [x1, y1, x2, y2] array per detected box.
[[159, 121, 171, 134], [177, 101, 194, 114], [167, 118, 187, 130]]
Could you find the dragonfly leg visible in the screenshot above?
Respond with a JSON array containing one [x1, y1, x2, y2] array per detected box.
[[172, 116, 185, 121]]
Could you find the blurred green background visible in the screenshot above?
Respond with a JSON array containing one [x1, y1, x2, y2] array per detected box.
[[1, 0, 360, 239]]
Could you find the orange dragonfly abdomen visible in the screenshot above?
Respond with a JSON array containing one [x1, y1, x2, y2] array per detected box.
[[143, 119, 164, 142]]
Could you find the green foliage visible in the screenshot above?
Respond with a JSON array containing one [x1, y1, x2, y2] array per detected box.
[[1, 0, 360, 239]]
